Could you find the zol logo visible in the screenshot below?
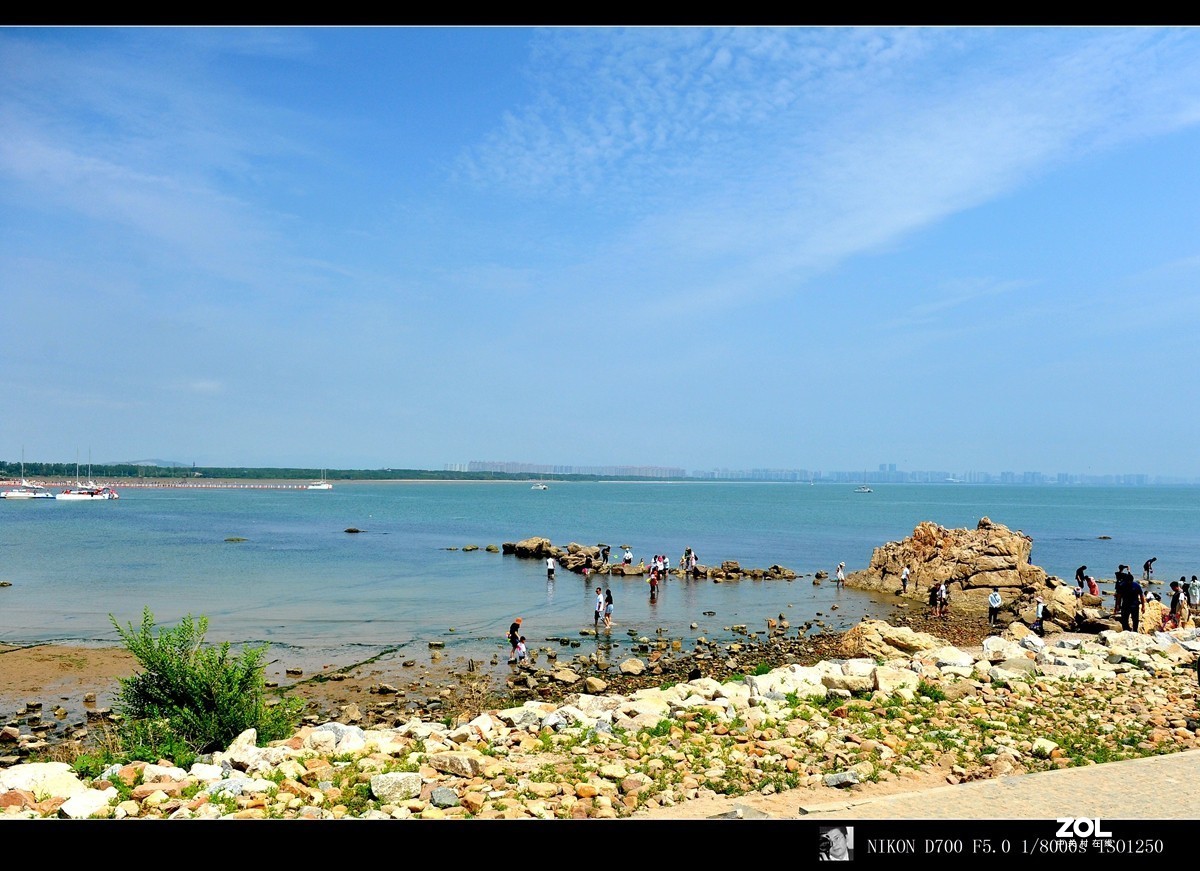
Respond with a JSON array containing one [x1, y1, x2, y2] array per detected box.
[[1055, 818, 1113, 838]]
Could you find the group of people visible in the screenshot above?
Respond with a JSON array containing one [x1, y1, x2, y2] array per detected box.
[[522, 552, 1200, 669], [512, 543, 705, 658], [680, 546, 700, 578], [598, 543, 704, 580], [594, 585, 614, 630], [1162, 573, 1200, 630], [1113, 565, 1147, 632], [647, 553, 669, 591], [1095, 561, 1200, 633], [1073, 565, 1101, 597]]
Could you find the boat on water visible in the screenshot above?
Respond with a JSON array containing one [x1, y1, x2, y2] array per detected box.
[[307, 471, 333, 490], [56, 485, 119, 500], [1, 479, 56, 499], [55, 457, 119, 500], [1, 454, 55, 499], [854, 485, 873, 493], [531, 482, 548, 490]]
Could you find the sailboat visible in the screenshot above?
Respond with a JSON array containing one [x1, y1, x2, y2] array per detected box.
[[307, 470, 333, 490], [1, 451, 55, 499], [57, 453, 119, 500]]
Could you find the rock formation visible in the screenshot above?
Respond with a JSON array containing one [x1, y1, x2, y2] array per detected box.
[[852, 517, 1047, 610], [848, 517, 1184, 638]]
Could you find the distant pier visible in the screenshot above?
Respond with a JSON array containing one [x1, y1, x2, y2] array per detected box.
[[117, 481, 315, 490], [1, 479, 318, 491]]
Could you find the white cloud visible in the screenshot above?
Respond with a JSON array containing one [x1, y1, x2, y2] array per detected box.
[[458, 27, 1200, 324], [183, 379, 224, 395]]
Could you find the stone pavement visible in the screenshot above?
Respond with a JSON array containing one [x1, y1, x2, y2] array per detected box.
[[711, 748, 1200, 820]]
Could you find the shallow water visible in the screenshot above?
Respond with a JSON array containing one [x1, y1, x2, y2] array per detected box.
[[0, 481, 1194, 672]]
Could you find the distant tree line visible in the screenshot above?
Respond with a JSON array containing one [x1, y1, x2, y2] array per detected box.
[[0, 461, 673, 483]]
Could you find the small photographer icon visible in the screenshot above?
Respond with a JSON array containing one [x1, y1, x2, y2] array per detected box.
[[818, 825, 853, 861]]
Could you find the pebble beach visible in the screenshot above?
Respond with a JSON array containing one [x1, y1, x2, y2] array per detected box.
[[2, 604, 1198, 821]]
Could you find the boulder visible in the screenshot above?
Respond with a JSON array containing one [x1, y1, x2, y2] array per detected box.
[[839, 619, 945, 659]]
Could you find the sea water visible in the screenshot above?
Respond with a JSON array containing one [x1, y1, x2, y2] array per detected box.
[[0, 481, 1196, 669]]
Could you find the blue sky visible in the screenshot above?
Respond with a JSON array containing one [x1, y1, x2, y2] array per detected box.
[[4, 26, 1200, 476]]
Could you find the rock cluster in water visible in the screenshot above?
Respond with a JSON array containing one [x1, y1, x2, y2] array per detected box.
[[501, 536, 797, 581]]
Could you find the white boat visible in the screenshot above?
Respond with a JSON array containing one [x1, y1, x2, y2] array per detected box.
[[854, 486, 872, 493], [531, 482, 548, 490], [56, 485, 119, 500], [1, 454, 55, 499], [55, 457, 119, 500], [307, 471, 333, 490], [1, 478, 56, 499]]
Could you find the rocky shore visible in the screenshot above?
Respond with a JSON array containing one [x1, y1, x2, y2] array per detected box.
[[4, 515, 1197, 821], [2, 612, 1198, 820]]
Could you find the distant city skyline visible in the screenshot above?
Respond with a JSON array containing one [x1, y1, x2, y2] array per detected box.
[[454, 459, 1177, 485], [5, 28, 1200, 476]]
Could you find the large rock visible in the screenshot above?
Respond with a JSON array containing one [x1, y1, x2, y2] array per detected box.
[[854, 517, 1048, 610], [839, 619, 945, 659], [504, 537, 555, 558], [619, 658, 646, 676]]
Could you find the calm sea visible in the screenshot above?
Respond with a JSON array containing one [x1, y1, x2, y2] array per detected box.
[[1, 481, 1196, 671]]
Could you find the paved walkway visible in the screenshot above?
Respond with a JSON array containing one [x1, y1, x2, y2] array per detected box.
[[711, 749, 1200, 819]]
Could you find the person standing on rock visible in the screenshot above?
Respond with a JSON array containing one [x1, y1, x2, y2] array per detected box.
[[623, 547, 633, 566], [1075, 565, 1088, 592], [1189, 576, 1200, 623], [1033, 597, 1046, 635], [900, 565, 910, 593], [1166, 581, 1185, 630], [1144, 557, 1157, 581], [835, 562, 846, 588], [988, 587, 1003, 628], [1114, 565, 1130, 614], [1117, 567, 1146, 632]]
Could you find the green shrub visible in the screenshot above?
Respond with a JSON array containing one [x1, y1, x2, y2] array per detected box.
[[110, 607, 303, 761], [751, 662, 772, 676], [644, 719, 673, 738], [915, 679, 946, 702], [71, 750, 117, 781]]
